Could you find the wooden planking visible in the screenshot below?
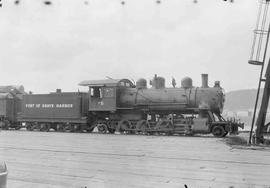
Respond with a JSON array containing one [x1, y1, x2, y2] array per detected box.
[[0, 131, 270, 188]]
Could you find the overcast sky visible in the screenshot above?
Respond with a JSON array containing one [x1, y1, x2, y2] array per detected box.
[[0, 0, 265, 93]]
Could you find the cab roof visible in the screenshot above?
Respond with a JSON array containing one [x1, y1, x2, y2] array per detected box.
[[0, 93, 14, 99], [0, 85, 26, 94], [79, 79, 135, 87]]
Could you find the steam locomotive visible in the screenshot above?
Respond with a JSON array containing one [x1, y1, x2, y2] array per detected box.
[[0, 74, 243, 137], [0, 85, 25, 130]]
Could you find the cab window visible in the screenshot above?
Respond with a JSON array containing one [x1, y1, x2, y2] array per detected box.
[[103, 87, 114, 98], [120, 82, 125, 86], [90, 87, 102, 98]]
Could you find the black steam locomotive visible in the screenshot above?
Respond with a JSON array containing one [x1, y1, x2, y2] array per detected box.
[[0, 74, 243, 137]]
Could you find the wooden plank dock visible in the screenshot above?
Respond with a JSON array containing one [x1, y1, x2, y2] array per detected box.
[[0, 131, 269, 188]]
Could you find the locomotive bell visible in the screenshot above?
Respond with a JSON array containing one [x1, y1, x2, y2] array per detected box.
[[214, 81, 221, 88], [136, 78, 147, 89], [181, 77, 193, 88]]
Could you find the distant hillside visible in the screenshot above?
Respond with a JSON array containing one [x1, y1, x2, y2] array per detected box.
[[224, 89, 263, 111]]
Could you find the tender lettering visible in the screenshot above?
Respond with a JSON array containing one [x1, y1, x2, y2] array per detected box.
[[56, 104, 73, 108], [42, 104, 54, 108], [26, 104, 35, 108], [25, 103, 73, 108]]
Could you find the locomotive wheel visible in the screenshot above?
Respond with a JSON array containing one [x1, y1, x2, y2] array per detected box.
[[117, 120, 131, 134], [97, 124, 108, 134], [156, 120, 173, 135], [136, 120, 150, 134], [107, 121, 116, 134], [212, 125, 226, 137], [223, 132, 228, 137], [108, 128, 116, 134]]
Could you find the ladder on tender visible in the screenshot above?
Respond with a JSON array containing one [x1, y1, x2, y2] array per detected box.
[[249, 0, 270, 144]]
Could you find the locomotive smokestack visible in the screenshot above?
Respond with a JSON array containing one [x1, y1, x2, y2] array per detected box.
[[201, 74, 209, 88]]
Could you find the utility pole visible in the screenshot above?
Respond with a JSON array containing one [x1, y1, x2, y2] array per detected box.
[[248, 0, 270, 144]]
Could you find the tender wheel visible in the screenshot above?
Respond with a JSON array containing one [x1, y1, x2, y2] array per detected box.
[[0, 121, 9, 130], [26, 124, 33, 131], [14, 124, 21, 130], [70, 125, 76, 132], [72, 124, 81, 132], [97, 124, 108, 134], [0, 121, 5, 129], [56, 124, 64, 132], [45, 124, 50, 132], [14, 126, 20, 130], [64, 124, 71, 132], [212, 125, 226, 137], [40, 124, 47, 132]]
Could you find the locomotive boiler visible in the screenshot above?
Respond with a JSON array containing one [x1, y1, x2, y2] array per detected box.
[[119, 74, 224, 114], [79, 74, 243, 137]]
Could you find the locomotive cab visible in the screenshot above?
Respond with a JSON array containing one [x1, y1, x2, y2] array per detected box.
[[79, 79, 135, 112], [89, 86, 116, 111]]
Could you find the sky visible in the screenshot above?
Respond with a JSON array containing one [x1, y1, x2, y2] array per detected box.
[[0, 0, 266, 93]]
